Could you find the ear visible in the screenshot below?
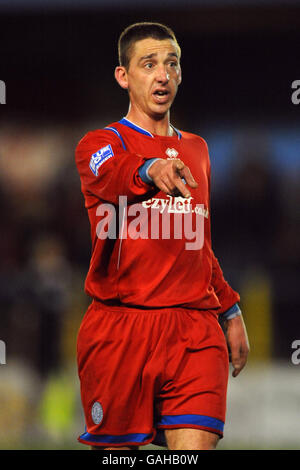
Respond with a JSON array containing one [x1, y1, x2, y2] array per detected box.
[[114, 66, 129, 90]]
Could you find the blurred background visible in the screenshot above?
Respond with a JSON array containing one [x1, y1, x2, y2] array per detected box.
[[0, 0, 299, 450]]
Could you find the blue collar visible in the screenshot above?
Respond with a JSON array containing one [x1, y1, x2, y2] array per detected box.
[[119, 117, 182, 140]]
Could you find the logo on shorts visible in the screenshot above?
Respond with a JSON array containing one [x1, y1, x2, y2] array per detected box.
[[91, 401, 103, 425]]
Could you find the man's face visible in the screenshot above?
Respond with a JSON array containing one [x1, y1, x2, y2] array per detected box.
[[117, 37, 182, 119]]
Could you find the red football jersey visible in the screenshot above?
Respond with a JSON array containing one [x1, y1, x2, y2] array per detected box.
[[75, 118, 239, 312]]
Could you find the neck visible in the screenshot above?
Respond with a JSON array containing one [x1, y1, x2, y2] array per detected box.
[[125, 108, 174, 137]]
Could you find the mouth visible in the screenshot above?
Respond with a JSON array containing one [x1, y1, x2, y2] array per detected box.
[[152, 89, 170, 104]]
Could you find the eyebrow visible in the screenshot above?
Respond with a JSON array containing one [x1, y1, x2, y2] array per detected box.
[[138, 52, 178, 63]]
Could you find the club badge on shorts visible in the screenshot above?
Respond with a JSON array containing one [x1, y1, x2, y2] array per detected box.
[[91, 401, 103, 425]]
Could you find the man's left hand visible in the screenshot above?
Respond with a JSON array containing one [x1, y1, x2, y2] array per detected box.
[[224, 315, 250, 377]]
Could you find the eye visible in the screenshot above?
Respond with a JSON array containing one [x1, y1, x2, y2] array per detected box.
[[145, 63, 153, 69], [169, 61, 178, 68]]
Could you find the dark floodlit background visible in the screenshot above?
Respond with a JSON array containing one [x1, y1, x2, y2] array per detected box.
[[0, 0, 299, 449]]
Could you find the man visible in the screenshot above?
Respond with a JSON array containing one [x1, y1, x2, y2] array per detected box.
[[75, 22, 249, 451]]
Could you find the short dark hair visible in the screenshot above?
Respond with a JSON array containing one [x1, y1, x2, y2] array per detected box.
[[118, 22, 181, 70]]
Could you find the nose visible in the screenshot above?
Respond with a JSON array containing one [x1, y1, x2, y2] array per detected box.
[[156, 65, 170, 84]]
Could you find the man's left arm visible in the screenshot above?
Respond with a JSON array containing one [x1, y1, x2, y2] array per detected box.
[[211, 252, 250, 377]]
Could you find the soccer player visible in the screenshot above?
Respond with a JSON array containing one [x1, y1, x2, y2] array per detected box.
[[75, 22, 249, 451]]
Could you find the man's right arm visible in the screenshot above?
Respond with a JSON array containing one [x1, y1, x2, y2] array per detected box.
[[75, 130, 157, 205], [76, 130, 198, 204]]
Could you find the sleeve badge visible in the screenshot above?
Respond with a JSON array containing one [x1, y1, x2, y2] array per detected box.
[[89, 144, 114, 177]]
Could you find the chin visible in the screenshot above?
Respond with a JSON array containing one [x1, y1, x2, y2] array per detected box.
[[150, 104, 171, 119], [150, 110, 169, 121]]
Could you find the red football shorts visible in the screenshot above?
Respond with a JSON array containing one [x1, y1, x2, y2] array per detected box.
[[76, 300, 229, 447]]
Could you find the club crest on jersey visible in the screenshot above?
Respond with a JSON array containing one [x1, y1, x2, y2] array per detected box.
[[165, 148, 179, 159], [89, 144, 114, 176], [91, 401, 103, 425]]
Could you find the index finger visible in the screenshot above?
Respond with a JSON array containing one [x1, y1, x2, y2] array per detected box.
[[173, 175, 191, 198], [173, 160, 198, 189], [179, 166, 198, 189]]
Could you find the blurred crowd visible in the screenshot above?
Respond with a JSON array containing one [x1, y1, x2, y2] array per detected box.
[[0, 121, 93, 378], [208, 126, 300, 360]]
